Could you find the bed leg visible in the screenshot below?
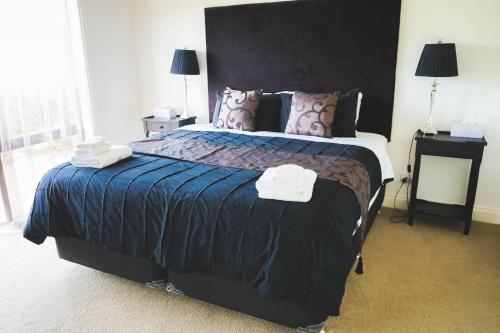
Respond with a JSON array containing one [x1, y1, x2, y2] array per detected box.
[[145, 279, 168, 289], [296, 321, 326, 333], [166, 282, 184, 296]]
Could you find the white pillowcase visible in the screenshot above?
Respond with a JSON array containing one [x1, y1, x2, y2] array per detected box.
[[356, 92, 363, 124]]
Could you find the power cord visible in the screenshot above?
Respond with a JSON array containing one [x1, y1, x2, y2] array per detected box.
[[390, 130, 419, 223]]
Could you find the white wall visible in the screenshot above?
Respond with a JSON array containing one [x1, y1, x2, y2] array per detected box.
[[388, 0, 500, 223], [78, 0, 143, 144], [132, 0, 289, 125], [85, 0, 500, 222]]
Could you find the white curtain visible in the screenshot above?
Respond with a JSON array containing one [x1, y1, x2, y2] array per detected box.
[[0, 0, 91, 225]]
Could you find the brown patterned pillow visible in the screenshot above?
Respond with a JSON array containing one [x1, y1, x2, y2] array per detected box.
[[214, 88, 263, 131], [284, 91, 340, 138]]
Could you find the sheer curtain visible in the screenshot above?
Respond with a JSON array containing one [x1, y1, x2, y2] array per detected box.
[[0, 0, 91, 226]]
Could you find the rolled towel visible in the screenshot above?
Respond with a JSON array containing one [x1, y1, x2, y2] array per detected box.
[[71, 145, 132, 169], [268, 164, 304, 181], [257, 188, 313, 203], [256, 165, 317, 191], [267, 164, 315, 188], [75, 136, 107, 152], [257, 182, 311, 195], [74, 141, 112, 157], [256, 174, 307, 193], [255, 165, 317, 202], [260, 175, 311, 192]]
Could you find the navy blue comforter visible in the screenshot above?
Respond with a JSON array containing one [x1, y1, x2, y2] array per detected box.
[[24, 130, 382, 315]]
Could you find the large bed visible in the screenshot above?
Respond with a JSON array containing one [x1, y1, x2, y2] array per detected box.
[[23, 1, 401, 332], [24, 126, 393, 331]]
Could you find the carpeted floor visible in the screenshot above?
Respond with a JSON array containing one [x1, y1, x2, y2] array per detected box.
[[1, 209, 499, 333]]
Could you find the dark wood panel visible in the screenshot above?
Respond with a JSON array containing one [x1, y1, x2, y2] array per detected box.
[[205, 0, 401, 140]]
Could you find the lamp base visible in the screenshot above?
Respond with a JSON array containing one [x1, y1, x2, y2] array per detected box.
[[180, 111, 189, 119], [181, 75, 189, 120], [422, 126, 438, 136]]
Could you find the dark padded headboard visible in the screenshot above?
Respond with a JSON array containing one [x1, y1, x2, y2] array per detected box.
[[205, 0, 401, 140]]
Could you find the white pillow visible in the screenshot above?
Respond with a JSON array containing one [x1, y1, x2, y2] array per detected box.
[[262, 91, 296, 95], [356, 92, 363, 125]]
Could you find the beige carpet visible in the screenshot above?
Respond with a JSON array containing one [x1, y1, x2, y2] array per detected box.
[[1, 209, 499, 333]]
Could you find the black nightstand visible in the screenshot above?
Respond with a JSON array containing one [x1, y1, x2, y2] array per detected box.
[[141, 116, 196, 137], [408, 131, 487, 234]]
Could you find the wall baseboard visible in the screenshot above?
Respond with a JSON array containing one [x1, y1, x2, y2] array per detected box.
[[382, 194, 500, 225]]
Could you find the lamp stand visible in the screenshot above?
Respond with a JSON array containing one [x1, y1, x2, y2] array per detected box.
[[181, 75, 189, 119], [423, 78, 438, 135]]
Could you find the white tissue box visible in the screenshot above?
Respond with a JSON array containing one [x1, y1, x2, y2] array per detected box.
[[153, 106, 176, 119], [451, 123, 484, 139]]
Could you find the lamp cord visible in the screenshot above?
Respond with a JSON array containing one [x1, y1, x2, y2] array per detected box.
[[390, 130, 419, 223]]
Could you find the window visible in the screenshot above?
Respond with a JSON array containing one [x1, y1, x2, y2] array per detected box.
[[0, 0, 92, 225]]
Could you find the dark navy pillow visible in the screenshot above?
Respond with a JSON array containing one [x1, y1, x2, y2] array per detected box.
[[213, 91, 282, 132], [279, 93, 293, 132], [279, 89, 359, 137], [255, 94, 281, 132], [332, 89, 359, 137]]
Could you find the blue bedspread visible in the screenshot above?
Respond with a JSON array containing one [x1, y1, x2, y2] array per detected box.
[[24, 130, 382, 315]]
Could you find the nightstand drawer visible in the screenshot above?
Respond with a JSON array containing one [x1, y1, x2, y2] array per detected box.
[[148, 121, 172, 132], [419, 140, 477, 158], [142, 116, 197, 137]]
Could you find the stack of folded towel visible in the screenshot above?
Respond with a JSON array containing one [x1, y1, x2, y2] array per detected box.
[[71, 136, 132, 169], [255, 164, 317, 202]]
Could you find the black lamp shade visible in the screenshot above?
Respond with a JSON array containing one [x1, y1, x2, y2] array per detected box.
[[415, 43, 458, 77], [170, 49, 200, 75]]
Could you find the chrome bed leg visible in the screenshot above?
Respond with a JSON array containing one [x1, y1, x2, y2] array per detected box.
[[166, 282, 184, 295], [296, 321, 326, 333], [145, 279, 168, 289]]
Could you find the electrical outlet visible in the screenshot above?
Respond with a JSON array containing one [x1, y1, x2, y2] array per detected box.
[[400, 175, 411, 183]]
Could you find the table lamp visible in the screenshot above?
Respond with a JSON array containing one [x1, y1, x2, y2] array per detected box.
[[170, 48, 200, 119], [415, 42, 458, 135]]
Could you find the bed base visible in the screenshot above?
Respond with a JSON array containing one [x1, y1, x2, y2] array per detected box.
[[55, 186, 385, 331], [167, 270, 327, 332], [55, 237, 168, 285]]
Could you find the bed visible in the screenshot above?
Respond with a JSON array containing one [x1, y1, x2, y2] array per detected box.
[[25, 126, 393, 331], [24, 1, 401, 332]]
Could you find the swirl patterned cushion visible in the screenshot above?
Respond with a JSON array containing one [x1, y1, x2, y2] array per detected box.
[[214, 88, 263, 131], [284, 91, 340, 138]]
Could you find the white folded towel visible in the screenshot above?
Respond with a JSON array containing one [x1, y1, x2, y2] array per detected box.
[[256, 164, 317, 202], [257, 189, 312, 202], [75, 136, 106, 151], [71, 145, 132, 169], [266, 164, 314, 189], [74, 141, 112, 157]]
